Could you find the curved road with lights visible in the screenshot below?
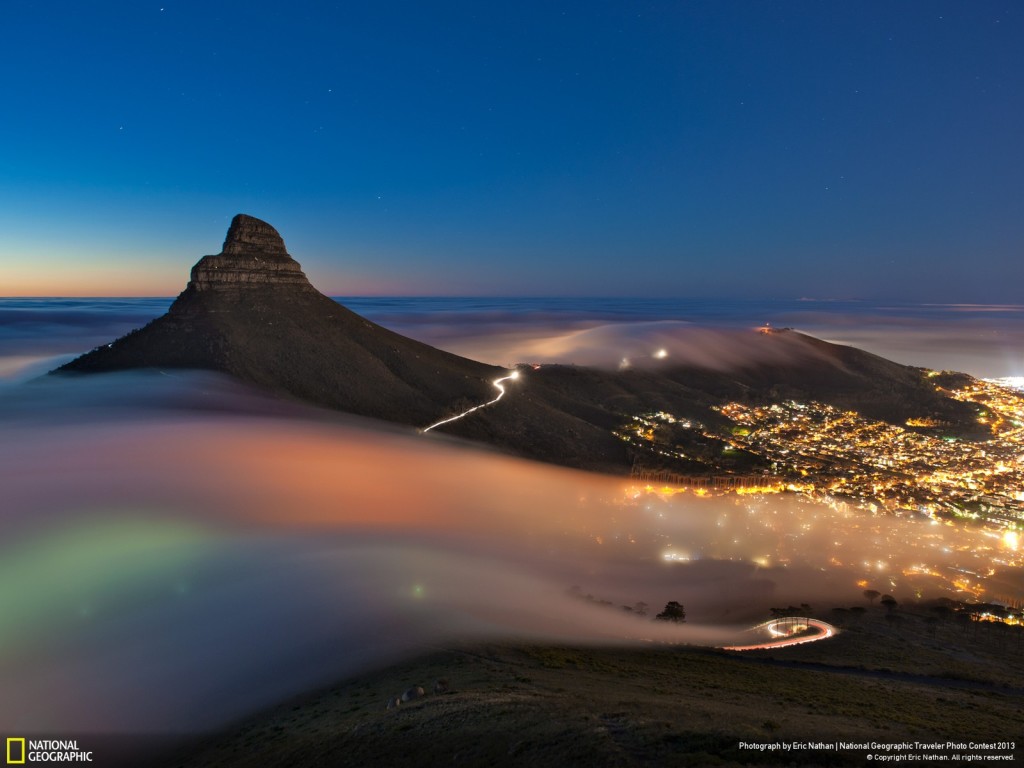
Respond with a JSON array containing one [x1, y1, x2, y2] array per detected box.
[[723, 617, 838, 651], [422, 370, 521, 433]]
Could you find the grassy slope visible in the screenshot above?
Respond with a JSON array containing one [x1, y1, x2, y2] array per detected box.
[[169, 607, 1024, 768]]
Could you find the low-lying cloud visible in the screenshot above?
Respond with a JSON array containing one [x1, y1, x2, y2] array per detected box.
[[1, 372, 1020, 733], [368, 302, 1024, 378]]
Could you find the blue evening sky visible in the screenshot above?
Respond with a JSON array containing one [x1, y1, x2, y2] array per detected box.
[[1, 1, 1021, 298]]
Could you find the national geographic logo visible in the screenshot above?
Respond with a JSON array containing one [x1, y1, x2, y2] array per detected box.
[[5, 739, 25, 765], [5, 739, 92, 763]]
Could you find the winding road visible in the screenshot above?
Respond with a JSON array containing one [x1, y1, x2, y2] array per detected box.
[[723, 617, 838, 651], [422, 370, 520, 433]]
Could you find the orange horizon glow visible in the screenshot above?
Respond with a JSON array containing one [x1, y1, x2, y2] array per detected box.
[[0, 269, 502, 299], [0, 287, 514, 299], [0, 283, 435, 299], [2, 261, 182, 298]]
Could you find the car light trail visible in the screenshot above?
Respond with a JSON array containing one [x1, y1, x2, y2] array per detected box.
[[422, 370, 520, 433], [722, 617, 837, 651]]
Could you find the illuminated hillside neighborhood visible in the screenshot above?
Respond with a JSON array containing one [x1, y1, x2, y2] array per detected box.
[[619, 372, 1024, 533]]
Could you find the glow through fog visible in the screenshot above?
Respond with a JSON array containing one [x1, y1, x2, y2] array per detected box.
[[3, 371, 1024, 734], [422, 369, 520, 433], [723, 618, 837, 651], [4, 299, 1024, 736]]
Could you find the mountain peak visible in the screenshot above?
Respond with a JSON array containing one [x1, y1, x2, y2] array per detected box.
[[55, 213, 506, 435], [188, 214, 311, 291], [222, 214, 288, 256]]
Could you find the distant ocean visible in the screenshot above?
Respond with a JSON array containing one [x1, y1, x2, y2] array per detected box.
[[2, 296, 1023, 380]]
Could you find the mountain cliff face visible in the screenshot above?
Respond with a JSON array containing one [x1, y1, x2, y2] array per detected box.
[[188, 215, 313, 290]]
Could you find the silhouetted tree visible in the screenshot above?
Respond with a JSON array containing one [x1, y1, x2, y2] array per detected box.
[[863, 589, 881, 605], [965, 604, 985, 639], [633, 601, 649, 617], [880, 595, 898, 612], [782, 605, 802, 632], [655, 601, 686, 623]]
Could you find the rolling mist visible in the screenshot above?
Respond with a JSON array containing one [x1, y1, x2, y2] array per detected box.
[[2, 368, 1021, 733], [2, 299, 1023, 734]]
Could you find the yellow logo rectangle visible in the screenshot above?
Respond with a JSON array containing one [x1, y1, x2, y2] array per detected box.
[[6, 738, 26, 765]]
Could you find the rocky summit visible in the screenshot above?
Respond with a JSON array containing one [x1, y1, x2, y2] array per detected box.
[[188, 214, 312, 291]]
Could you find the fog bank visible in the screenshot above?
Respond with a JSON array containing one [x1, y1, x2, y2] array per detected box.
[[1, 373, 1020, 732]]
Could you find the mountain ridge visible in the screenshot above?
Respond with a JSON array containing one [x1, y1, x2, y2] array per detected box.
[[56, 214, 502, 426], [54, 214, 983, 473]]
